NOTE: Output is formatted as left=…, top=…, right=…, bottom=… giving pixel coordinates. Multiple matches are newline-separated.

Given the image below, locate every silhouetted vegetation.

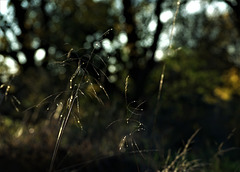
left=1, top=0, right=240, bottom=171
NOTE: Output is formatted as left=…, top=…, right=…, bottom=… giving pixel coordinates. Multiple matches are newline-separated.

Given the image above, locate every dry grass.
left=161, top=129, right=204, bottom=172
left=49, top=38, right=111, bottom=171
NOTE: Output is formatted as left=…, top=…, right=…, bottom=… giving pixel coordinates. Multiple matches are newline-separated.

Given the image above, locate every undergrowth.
left=44, top=43, right=202, bottom=171
left=1, top=0, right=239, bottom=172
left=44, top=1, right=203, bottom=171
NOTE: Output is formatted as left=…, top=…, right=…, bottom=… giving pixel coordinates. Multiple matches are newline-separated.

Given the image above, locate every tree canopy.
left=1, top=0, right=240, bottom=171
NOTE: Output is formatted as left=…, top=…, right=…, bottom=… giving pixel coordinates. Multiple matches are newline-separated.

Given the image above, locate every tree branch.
left=223, top=0, right=240, bottom=31
left=122, top=0, right=139, bottom=46
left=148, top=0, right=164, bottom=65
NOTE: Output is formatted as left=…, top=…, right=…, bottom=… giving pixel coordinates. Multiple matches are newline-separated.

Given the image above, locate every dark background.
left=0, top=0, right=240, bottom=171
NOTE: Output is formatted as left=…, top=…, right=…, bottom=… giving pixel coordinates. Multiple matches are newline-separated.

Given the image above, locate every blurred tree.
left=0, top=0, right=115, bottom=121
left=0, top=0, right=113, bottom=69
left=1, top=0, right=240, bottom=170
left=151, top=3, right=240, bottom=148
left=1, top=0, right=239, bottom=104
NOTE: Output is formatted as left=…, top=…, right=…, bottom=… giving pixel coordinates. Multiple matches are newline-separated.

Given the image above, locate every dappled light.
left=1, top=0, right=240, bottom=171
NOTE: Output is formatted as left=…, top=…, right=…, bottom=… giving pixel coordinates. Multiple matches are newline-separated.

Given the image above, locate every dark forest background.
left=1, top=0, right=240, bottom=171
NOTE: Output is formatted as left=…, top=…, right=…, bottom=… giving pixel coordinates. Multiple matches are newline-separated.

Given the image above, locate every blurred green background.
left=0, top=0, right=240, bottom=171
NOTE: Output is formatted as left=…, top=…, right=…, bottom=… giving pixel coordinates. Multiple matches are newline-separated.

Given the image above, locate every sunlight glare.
left=206, top=2, right=228, bottom=16
left=17, top=51, right=27, bottom=64
left=5, top=57, right=19, bottom=74
left=0, top=0, right=9, bottom=15
left=118, top=32, right=128, bottom=44
left=148, top=20, right=157, bottom=32
left=154, top=49, right=164, bottom=61
left=34, top=48, right=46, bottom=61
left=160, top=10, right=173, bottom=23
left=102, top=39, right=113, bottom=52
left=186, top=1, right=201, bottom=14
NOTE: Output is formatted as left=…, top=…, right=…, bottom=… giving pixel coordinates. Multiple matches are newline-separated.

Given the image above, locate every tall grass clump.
left=47, top=29, right=114, bottom=172
left=161, top=129, right=204, bottom=172
left=47, top=1, right=185, bottom=171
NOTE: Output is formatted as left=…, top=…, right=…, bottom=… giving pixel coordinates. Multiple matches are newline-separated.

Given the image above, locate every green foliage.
left=1, top=0, right=240, bottom=171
